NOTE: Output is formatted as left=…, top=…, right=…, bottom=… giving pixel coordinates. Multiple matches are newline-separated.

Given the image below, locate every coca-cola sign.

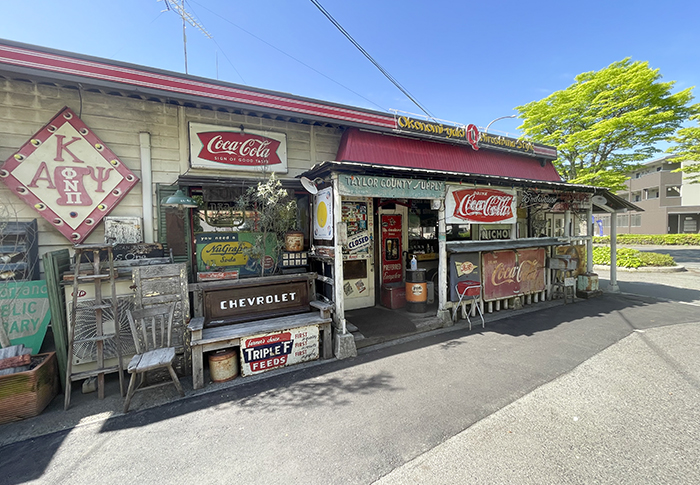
left=445, top=186, right=516, bottom=224
left=189, top=122, right=287, bottom=173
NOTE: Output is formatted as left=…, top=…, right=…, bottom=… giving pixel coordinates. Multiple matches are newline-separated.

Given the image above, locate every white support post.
left=139, top=132, right=153, bottom=243
left=609, top=211, right=620, bottom=292
left=438, top=202, right=450, bottom=324
left=586, top=207, right=593, bottom=273
left=332, top=173, right=346, bottom=333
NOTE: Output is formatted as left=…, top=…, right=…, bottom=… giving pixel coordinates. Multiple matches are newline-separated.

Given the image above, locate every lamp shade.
left=162, top=189, right=198, bottom=208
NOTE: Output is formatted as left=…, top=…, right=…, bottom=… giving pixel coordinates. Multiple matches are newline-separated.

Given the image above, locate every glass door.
left=341, top=197, right=375, bottom=310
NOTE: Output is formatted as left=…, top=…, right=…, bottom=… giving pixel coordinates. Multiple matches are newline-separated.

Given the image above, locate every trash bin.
left=406, top=269, right=427, bottom=313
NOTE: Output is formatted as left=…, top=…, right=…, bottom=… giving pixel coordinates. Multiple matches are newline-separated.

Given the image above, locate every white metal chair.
left=123, top=303, right=184, bottom=412
left=453, top=280, right=485, bottom=330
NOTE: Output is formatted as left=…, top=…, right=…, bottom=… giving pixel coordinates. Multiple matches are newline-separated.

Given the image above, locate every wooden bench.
left=187, top=274, right=334, bottom=389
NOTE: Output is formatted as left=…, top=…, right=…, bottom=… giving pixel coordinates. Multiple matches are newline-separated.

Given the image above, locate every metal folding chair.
left=453, top=280, right=485, bottom=330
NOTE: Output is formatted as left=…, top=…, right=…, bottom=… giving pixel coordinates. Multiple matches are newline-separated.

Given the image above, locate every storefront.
left=0, top=39, right=640, bottom=379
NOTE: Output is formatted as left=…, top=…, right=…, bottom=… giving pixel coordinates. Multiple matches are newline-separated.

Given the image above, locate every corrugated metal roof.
left=336, top=128, right=563, bottom=183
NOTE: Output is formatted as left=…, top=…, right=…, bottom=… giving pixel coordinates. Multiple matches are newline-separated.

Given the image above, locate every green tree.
left=517, top=58, right=695, bottom=190
left=667, top=113, right=700, bottom=183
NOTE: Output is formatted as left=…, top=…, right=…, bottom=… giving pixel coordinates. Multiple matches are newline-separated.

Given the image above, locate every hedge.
left=592, top=246, right=676, bottom=268
left=592, top=234, right=700, bottom=246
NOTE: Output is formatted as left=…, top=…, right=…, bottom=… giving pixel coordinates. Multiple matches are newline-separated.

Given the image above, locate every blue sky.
left=2, top=0, right=698, bottom=138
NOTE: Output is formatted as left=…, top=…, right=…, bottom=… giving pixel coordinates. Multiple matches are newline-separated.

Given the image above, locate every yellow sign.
left=200, top=241, right=252, bottom=267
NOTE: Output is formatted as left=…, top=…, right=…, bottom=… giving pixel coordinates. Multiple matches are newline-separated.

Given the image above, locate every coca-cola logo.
left=451, top=188, right=514, bottom=223
left=197, top=132, right=282, bottom=166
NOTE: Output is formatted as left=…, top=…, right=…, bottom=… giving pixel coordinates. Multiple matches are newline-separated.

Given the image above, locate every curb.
left=593, top=264, right=686, bottom=273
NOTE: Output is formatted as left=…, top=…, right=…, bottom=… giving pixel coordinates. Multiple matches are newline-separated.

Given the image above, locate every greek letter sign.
left=0, top=107, right=139, bottom=243
left=240, top=325, right=319, bottom=376
left=445, top=185, right=516, bottom=224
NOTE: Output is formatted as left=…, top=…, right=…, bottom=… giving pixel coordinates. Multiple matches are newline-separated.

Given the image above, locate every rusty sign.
left=482, top=248, right=545, bottom=301
left=240, top=325, right=320, bottom=376
left=0, top=107, right=139, bottom=243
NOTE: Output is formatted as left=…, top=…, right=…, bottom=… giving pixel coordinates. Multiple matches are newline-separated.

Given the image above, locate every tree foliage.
left=516, top=58, right=695, bottom=190
left=667, top=113, right=700, bottom=183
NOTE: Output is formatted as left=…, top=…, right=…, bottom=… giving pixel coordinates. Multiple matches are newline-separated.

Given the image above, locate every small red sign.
left=449, top=188, right=515, bottom=223
left=196, top=132, right=282, bottom=166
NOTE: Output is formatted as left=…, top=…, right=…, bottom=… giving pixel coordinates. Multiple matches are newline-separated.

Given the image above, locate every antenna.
left=161, top=0, right=212, bottom=74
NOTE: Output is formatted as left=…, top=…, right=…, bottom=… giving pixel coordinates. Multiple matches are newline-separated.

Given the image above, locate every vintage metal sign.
left=0, top=107, right=139, bottom=243
left=240, top=325, right=319, bottom=376
left=204, top=279, right=310, bottom=325
left=313, top=187, right=333, bottom=241
left=338, top=174, right=445, bottom=199
left=482, top=248, right=545, bottom=301
left=479, top=225, right=511, bottom=240
left=381, top=214, right=403, bottom=284
left=189, top=122, right=288, bottom=173
left=445, top=186, right=516, bottom=224
left=1, top=280, right=51, bottom=354
left=195, top=232, right=276, bottom=277
left=392, top=114, right=556, bottom=158
left=448, top=252, right=481, bottom=301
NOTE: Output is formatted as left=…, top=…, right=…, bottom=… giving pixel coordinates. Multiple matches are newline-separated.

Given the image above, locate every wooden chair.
left=123, top=304, right=184, bottom=412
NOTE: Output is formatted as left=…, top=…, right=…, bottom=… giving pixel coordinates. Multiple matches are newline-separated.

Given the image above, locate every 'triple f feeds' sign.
left=240, top=325, right=320, bottom=376
left=0, top=107, right=139, bottom=244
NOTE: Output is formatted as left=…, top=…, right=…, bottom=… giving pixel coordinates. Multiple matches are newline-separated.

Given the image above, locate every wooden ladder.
left=64, top=244, right=125, bottom=410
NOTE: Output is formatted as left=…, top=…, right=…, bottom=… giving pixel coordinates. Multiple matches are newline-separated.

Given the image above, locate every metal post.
left=608, top=212, right=620, bottom=292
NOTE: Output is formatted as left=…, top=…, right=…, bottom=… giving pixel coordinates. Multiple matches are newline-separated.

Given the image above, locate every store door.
left=342, top=197, right=375, bottom=310
left=378, top=208, right=407, bottom=286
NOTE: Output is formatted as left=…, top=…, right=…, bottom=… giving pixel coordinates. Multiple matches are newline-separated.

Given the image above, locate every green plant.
left=592, top=234, right=700, bottom=246
left=592, top=246, right=676, bottom=268
left=238, top=173, right=297, bottom=276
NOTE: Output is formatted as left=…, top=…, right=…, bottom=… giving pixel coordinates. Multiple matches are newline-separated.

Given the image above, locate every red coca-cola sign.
left=447, top=187, right=516, bottom=223
left=196, top=132, right=282, bottom=166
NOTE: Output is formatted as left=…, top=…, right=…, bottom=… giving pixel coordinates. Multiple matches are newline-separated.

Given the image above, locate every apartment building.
left=595, top=155, right=700, bottom=235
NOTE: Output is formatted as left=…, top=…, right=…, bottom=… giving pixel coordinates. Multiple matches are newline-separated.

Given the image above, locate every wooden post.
left=332, top=173, right=346, bottom=334
left=438, top=202, right=448, bottom=319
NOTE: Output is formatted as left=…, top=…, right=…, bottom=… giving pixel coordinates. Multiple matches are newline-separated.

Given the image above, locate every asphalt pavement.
left=1, top=261, right=699, bottom=484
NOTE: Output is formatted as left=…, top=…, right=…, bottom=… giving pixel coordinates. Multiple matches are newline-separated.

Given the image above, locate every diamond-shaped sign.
left=0, top=107, right=139, bottom=243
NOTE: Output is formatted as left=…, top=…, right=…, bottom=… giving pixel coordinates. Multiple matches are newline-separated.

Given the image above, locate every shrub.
left=592, top=234, right=700, bottom=246
left=592, top=246, right=676, bottom=268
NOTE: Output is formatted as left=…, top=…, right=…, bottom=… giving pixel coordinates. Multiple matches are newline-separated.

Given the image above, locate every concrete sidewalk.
left=376, top=320, right=700, bottom=484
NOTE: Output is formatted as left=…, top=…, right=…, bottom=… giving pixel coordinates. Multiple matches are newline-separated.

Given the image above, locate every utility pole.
left=161, top=0, right=212, bottom=74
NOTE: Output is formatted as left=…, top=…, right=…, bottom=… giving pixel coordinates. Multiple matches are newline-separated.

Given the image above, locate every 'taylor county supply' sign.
left=0, top=107, right=139, bottom=243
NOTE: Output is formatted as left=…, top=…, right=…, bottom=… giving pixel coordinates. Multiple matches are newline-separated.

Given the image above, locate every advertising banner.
left=240, top=325, right=319, bottom=376
left=445, top=186, right=517, bottom=224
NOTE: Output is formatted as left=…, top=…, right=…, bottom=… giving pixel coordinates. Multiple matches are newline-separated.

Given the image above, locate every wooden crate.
left=0, top=352, right=59, bottom=425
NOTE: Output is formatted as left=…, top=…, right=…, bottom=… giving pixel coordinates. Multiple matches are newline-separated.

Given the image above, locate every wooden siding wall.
left=0, top=76, right=343, bottom=274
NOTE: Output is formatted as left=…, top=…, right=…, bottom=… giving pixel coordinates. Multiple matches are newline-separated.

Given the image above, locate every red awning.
left=336, top=128, right=563, bottom=183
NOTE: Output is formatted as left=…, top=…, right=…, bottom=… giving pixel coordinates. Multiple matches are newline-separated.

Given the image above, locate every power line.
left=188, top=0, right=387, bottom=112
left=309, top=0, right=434, bottom=119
